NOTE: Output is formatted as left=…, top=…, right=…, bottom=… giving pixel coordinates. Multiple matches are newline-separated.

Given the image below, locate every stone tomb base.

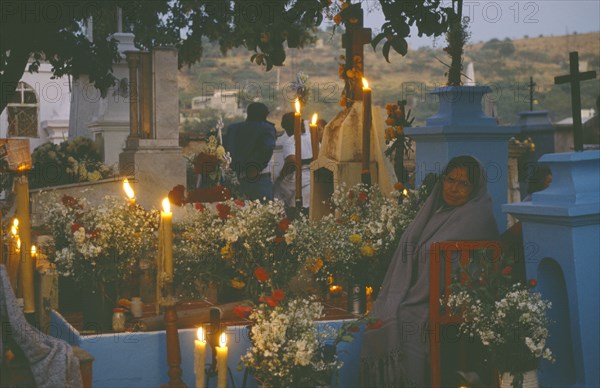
left=119, top=139, right=186, bottom=209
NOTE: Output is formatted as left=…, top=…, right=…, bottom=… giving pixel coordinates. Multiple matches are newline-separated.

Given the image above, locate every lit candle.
left=123, top=178, right=135, bottom=205
left=309, top=113, right=319, bottom=162
left=361, top=78, right=372, bottom=186
left=161, top=197, right=173, bottom=281
left=216, top=332, right=228, bottom=388
left=293, top=98, right=303, bottom=210
left=195, top=327, right=207, bottom=388
left=15, top=175, right=34, bottom=314
left=7, top=220, right=19, bottom=288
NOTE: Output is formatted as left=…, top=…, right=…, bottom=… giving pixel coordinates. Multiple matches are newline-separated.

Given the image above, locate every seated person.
left=360, top=155, right=499, bottom=387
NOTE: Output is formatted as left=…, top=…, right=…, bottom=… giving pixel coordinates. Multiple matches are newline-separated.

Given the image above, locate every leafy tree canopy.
left=1, top=0, right=460, bottom=112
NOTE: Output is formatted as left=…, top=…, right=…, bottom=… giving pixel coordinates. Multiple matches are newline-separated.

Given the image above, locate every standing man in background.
left=225, top=102, right=276, bottom=201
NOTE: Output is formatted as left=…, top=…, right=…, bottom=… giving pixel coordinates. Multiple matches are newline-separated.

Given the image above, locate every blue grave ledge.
left=50, top=310, right=364, bottom=387
left=406, top=85, right=519, bottom=231
left=503, top=150, right=600, bottom=388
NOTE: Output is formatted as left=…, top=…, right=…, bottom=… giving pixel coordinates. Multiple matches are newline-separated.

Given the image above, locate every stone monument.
left=503, top=150, right=599, bottom=387
left=119, top=47, right=186, bottom=210
left=404, top=86, right=519, bottom=231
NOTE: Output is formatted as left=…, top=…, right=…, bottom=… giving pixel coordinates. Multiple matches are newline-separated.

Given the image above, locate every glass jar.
left=130, top=297, right=143, bottom=318
left=112, top=308, right=126, bottom=332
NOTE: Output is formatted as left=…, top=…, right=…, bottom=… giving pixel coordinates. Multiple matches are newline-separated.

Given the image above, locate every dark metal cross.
left=554, top=51, right=597, bottom=151
left=528, top=76, right=536, bottom=111
left=341, top=3, right=371, bottom=105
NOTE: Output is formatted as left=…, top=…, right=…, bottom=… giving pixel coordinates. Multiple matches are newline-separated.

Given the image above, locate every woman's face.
left=442, top=167, right=474, bottom=207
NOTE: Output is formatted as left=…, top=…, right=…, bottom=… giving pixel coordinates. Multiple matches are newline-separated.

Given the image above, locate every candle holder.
left=200, top=307, right=234, bottom=388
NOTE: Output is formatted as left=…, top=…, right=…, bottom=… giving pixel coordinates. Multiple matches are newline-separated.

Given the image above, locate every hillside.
left=178, top=30, right=600, bottom=128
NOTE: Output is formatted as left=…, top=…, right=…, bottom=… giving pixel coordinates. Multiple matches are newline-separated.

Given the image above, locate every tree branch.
left=1, top=45, right=31, bottom=113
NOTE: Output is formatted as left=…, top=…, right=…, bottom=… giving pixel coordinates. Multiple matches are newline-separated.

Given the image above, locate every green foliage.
left=29, top=137, right=112, bottom=189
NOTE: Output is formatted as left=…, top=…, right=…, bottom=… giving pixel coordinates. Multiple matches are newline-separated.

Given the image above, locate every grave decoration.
left=42, top=193, right=159, bottom=328
left=447, top=254, right=555, bottom=388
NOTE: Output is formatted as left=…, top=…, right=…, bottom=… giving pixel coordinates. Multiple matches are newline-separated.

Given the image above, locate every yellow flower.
left=350, top=213, right=361, bottom=222
left=306, top=257, right=324, bottom=274
left=216, top=145, right=225, bottom=158
left=231, top=279, right=246, bottom=289
left=220, top=244, right=234, bottom=260
left=349, top=234, right=362, bottom=244
left=360, top=244, right=375, bottom=257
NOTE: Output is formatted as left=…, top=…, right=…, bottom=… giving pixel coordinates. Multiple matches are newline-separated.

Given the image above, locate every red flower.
left=234, top=199, right=245, bottom=207
left=194, top=202, right=205, bottom=212
left=233, top=305, right=253, bottom=319
left=367, top=319, right=384, bottom=330
left=272, top=289, right=285, bottom=301
left=254, top=267, right=270, bottom=282
left=277, top=218, right=290, bottom=232
left=502, top=266, right=513, bottom=276
left=70, top=223, right=83, bottom=234
left=216, top=203, right=231, bottom=220
left=529, top=279, right=538, bottom=288
left=259, top=295, right=278, bottom=308
left=358, top=191, right=368, bottom=203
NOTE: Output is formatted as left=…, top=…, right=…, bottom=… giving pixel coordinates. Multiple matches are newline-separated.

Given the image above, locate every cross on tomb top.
left=341, top=3, right=371, bottom=105
left=554, top=51, right=597, bottom=151
left=528, top=76, right=536, bottom=111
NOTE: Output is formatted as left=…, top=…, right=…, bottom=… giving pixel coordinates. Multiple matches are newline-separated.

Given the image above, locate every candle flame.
left=403, top=189, right=409, bottom=197
left=219, top=332, right=227, bottom=347
left=362, top=77, right=369, bottom=89
left=11, top=226, right=18, bottom=236
left=31, top=245, right=37, bottom=257
left=311, top=113, right=318, bottom=126
left=162, top=197, right=171, bottom=213
left=197, top=327, right=205, bottom=342
left=294, top=98, right=301, bottom=114
left=123, top=178, right=135, bottom=201
left=16, top=237, right=21, bottom=251
left=13, top=218, right=19, bottom=228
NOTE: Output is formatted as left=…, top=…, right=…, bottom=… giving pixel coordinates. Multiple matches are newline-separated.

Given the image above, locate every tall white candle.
left=195, top=327, right=207, bottom=388
left=216, top=332, right=228, bottom=388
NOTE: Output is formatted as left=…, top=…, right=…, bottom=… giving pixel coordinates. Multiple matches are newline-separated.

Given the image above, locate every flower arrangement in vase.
left=173, top=199, right=299, bottom=302
left=447, top=254, right=554, bottom=388
left=291, top=183, right=420, bottom=295
left=236, top=274, right=380, bottom=388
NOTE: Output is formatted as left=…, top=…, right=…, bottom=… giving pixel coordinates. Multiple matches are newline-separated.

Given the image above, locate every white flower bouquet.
left=447, top=257, right=554, bottom=387
left=240, top=296, right=345, bottom=387
left=43, top=195, right=159, bottom=287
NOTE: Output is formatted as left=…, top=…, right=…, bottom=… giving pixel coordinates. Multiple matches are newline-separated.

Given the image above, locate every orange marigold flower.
left=231, top=278, right=246, bottom=289
left=333, top=13, right=342, bottom=25
left=394, top=182, right=405, bottom=191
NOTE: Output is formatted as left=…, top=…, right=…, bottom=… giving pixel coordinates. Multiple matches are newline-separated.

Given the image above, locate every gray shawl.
left=0, top=265, right=82, bottom=388
left=360, top=159, right=499, bottom=387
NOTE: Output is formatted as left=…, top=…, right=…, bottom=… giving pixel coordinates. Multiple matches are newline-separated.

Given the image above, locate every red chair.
left=429, top=240, right=502, bottom=388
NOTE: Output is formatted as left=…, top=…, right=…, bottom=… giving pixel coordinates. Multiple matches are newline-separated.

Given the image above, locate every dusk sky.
left=325, top=0, right=600, bottom=48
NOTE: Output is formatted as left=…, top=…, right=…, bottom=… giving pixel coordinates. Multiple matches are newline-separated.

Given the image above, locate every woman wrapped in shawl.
left=360, top=155, right=499, bottom=387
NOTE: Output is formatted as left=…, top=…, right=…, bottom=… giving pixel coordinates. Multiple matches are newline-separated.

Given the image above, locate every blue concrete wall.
left=406, top=86, right=518, bottom=231
left=504, top=150, right=600, bottom=388
left=50, top=313, right=364, bottom=387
